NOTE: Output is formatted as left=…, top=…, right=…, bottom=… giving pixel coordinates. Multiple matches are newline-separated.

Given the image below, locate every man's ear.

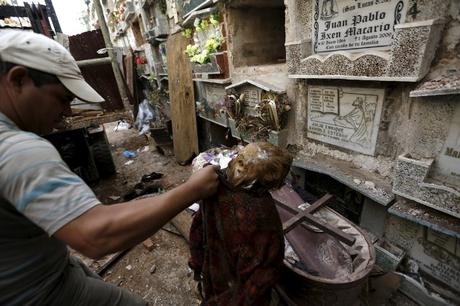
left=6, top=66, right=30, bottom=92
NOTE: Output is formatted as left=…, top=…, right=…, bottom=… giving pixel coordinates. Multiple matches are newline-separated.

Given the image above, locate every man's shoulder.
left=0, top=129, right=62, bottom=173
left=0, top=128, right=58, bottom=156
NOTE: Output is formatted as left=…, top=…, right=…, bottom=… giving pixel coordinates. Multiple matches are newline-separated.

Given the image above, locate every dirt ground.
left=74, top=121, right=200, bottom=306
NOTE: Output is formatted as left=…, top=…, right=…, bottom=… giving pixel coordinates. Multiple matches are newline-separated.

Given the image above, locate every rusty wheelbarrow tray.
left=271, top=185, right=376, bottom=306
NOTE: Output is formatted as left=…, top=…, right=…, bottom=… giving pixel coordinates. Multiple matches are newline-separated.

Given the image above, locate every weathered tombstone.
left=307, top=86, right=384, bottom=155
left=195, top=82, right=229, bottom=127
left=287, top=0, right=445, bottom=81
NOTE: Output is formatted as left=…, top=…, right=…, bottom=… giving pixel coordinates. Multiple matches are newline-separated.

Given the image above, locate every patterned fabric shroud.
left=189, top=180, right=284, bottom=306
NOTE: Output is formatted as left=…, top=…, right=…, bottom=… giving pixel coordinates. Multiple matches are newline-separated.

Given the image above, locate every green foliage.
left=182, top=28, right=193, bottom=38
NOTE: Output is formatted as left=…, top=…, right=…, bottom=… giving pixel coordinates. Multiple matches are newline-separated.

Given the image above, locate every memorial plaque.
left=313, top=0, right=408, bottom=53
left=426, top=229, right=456, bottom=255
left=307, top=86, right=384, bottom=155
left=198, top=83, right=228, bottom=127
left=435, top=104, right=460, bottom=186
left=241, top=85, right=262, bottom=117
left=409, top=231, right=460, bottom=291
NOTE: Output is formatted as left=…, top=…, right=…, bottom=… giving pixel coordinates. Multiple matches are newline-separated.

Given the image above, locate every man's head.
left=0, top=30, right=104, bottom=134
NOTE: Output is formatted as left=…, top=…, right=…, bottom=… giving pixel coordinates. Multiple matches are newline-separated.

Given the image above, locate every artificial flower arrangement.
left=108, top=1, right=126, bottom=31
left=183, top=14, right=225, bottom=64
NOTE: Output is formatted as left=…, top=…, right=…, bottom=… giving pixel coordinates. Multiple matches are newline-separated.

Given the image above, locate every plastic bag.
left=136, top=99, right=156, bottom=135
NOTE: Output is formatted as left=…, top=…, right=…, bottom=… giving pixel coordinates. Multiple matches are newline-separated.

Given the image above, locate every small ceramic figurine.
left=189, top=142, right=292, bottom=306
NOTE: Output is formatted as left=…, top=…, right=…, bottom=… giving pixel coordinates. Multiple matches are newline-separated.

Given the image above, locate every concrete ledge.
left=293, top=154, right=394, bottom=206
left=388, top=199, right=460, bottom=239
left=392, top=154, right=460, bottom=218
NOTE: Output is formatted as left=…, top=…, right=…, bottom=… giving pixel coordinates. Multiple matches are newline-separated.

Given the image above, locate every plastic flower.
left=210, top=14, right=220, bottom=26
left=205, top=36, right=221, bottom=53
left=200, top=19, right=209, bottom=30
left=185, top=44, right=199, bottom=57
left=182, top=28, right=193, bottom=38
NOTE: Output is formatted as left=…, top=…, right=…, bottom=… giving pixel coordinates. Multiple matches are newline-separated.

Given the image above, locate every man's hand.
left=185, top=165, right=219, bottom=201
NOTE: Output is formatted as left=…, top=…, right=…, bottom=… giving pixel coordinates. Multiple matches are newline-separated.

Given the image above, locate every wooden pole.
left=44, top=0, right=62, bottom=33
left=93, top=0, right=132, bottom=113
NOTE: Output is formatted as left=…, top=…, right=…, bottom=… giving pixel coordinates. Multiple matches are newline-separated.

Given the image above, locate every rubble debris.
left=364, top=181, right=376, bottom=189
left=138, top=146, right=150, bottom=153
left=113, top=120, right=132, bottom=131
left=142, top=238, right=155, bottom=252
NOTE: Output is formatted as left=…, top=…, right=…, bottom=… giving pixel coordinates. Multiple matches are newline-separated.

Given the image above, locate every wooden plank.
left=65, top=111, right=130, bottom=130
left=166, top=33, right=199, bottom=163
left=124, top=50, right=135, bottom=98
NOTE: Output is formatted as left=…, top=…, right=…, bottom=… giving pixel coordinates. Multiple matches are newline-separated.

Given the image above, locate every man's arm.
left=54, top=165, right=219, bottom=259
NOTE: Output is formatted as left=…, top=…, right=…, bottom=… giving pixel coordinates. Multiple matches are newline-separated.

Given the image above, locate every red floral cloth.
left=189, top=183, right=284, bottom=306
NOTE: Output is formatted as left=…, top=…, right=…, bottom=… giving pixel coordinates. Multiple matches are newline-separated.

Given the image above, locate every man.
left=0, top=30, right=218, bottom=306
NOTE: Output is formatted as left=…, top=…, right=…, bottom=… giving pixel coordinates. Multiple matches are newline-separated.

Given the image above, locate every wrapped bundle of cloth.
left=189, top=142, right=292, bottom=306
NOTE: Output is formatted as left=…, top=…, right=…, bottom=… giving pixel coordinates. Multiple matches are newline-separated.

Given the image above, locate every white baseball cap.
left=0, top=29, right=104, bottom=103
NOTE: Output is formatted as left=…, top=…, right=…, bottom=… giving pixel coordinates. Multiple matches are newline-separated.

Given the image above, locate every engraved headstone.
left=313, top=0, right=408, bottom=53
left=240, top=85, right=262, bottom=117
left=307, top=86, right=384, bottom=155
left=200, top=83, right=228, bottom=126
left=426, top=229, right=456, bottom=255
left=387, top=217, right=460, bottom=292
left=435, top=104, right=460, bottom=186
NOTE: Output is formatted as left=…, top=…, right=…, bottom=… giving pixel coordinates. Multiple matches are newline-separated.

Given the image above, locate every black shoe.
left=141, top=172, right=163, bottom=182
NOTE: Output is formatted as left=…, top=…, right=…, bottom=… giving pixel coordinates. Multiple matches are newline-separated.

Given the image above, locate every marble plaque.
left=387, top=217, right=460, bottom=292
left=426, top=229, right=456, bottom=255
left=307, top=86, right=384, bottom=155
left=313, top=0, right=408, bottom=53
left=241, top=85, right=262, bottom=117
left=435, top=104, right=460, bottom=186
left=410, top=231, right=460, bottom=292
left=201, top=83, right=227, bottom=126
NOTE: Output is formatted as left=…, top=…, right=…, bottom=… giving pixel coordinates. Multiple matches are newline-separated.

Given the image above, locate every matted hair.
left=227, top=142, right=293, bottom=190
left=0, top=55, right=60, bottom=87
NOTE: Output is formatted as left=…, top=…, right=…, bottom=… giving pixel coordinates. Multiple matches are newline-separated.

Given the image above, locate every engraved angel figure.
left=321, top=0, right=339, bottom=20
left=334, top=97, right=376, bottom=145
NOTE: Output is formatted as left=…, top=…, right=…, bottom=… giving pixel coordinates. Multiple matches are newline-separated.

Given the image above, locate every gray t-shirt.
left=0, top=112, right=100, bottom=305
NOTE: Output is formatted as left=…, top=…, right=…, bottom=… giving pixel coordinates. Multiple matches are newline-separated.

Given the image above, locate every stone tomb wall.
left=385, top=215, right=460, bottom=303
left=226, top=0, right=286, bottom=69
left=285, top=0, right=450, bottom=81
